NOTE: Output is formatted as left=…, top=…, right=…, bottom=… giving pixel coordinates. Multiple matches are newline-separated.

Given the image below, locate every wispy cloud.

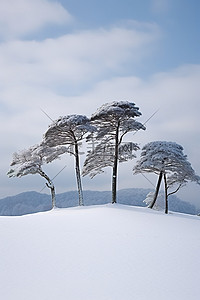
left=0, top=0, right=72, bottom=39
left=0, top=21, right=160, bottom=102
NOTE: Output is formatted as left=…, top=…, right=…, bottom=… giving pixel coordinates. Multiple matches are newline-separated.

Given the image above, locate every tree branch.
left=168, top=183, right=183, bottom=196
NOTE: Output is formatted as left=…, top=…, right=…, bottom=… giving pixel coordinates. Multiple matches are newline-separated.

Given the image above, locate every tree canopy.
left=43, top=114, right=95, bottom=206
left=7, top=144, right=68, bottom=208
left=133, top=141, right=200, bottom=213
left=83, top=101, right=145, bottom=204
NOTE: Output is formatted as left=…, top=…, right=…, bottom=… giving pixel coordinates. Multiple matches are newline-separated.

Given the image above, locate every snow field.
left=0, top=204, right=200, bottom=300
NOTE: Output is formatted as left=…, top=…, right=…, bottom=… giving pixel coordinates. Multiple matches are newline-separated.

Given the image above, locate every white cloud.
left=82, top=64, right=200, bottom=142
left=0, top=0, right=72, bottom=39
left=0, top=21, right=160, bottom=106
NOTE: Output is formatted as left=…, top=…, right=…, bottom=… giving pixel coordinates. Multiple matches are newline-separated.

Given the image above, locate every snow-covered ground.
left=0, top=204, right=200, bottom=300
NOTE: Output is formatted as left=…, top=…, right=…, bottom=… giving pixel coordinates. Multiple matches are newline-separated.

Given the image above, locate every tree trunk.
left=163, top=172, right=168, bottom=214
left=38, top=168, right=56, bottom=209
left=74, top=140, right=84, bottom=206
left=149, top=170, right=163, bottom=209
left=47, top=184, right=56, bottom=209
left=112, top=123, right=119, bottom=204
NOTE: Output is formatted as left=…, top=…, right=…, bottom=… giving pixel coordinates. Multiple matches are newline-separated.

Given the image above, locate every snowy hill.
left=0, top=204, right=200, bottom=300
left=0, top=188, right=197, bottom=216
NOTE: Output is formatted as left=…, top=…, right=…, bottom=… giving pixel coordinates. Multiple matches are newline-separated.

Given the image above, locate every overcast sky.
left=1, top=0, right=200, bottom=208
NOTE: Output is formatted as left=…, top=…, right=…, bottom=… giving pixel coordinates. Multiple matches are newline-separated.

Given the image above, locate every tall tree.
left=7, top=143, right=68, bottom=209
left=43, top=115, right=95, bottom=206
left=133, top=141, right=200, bottom=213
left=83, top=101, right=145, bottom=204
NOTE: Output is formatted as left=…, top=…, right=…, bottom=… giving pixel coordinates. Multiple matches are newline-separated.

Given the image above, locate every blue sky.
left=0, top=0, right=200, bottom=208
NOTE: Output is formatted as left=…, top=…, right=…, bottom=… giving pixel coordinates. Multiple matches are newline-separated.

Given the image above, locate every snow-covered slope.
left=0, top=204, right=200, bottom=300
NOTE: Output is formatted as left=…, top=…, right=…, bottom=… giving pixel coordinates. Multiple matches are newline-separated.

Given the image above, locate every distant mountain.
left=0, top=188, right=197, bottom=216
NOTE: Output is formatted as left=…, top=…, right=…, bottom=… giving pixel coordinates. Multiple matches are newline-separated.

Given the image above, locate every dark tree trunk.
left=47, top=184, right=56, bottom=209
left=38, top=168, right=56, bottom=209
left=163, top=172, right=168, bottom=214
left=112, top=123, right=119, bottom=204
left=74, top=140, right=84, bottom=206
left=149, top=170, right=163, bottom=209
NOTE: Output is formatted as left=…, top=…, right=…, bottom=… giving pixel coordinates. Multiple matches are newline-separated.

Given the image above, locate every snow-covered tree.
left=83, top=101, right=145, bottom=204
left=7, top=143, right=68, bottom=209
left=43, top=115, right=95, bottom=206
left=133, top=141, right=200, bottom=213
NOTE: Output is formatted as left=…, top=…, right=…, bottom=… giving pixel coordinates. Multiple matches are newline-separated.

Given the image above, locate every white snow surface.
left=0, top=204, right=200, bottom=300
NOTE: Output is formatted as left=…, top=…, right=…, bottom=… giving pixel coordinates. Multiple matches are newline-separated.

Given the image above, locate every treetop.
left=91, top=101, right=142, bottom=121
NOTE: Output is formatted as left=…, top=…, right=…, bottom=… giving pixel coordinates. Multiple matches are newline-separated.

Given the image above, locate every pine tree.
left=43, top=115, right=95, bottom=206
left=7, top=143, right=68, bottom=208
left=133, top=141, right=200, bottom=213
left=83, top=101, right=145, bottom=204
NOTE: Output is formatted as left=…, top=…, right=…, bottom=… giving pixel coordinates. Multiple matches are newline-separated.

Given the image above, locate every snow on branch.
left=7, top=143, right=69, bottom=178
left=83, top=101, right=145, bottom=191
left=44, top=114, right=96, bottom=147
left=91, top=101, right=142, bottom=120
left=133, top=140, right=200, bottom=213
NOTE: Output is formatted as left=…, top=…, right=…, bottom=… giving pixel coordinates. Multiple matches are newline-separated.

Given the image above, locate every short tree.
left=43, top=115, right=95, bottom=206
left=163, top=159, right=200, bottom=214
left=7, top=143, right=68, bottom=209
left=133, top=141, right=200, bottom=213
left=83, top=101, right=145, bottom=204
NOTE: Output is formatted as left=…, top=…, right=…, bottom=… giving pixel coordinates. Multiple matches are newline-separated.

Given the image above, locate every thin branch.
left=168, top=183, right=182, bottom=196
left=118, top=130, right=128, bottom=145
